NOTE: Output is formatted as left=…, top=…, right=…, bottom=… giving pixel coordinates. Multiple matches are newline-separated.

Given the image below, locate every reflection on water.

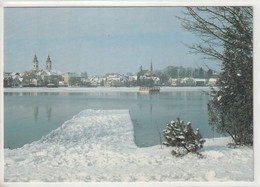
left=33, top=106, right=39, bottom=122
left=4, top=90, right=219, bottom=149
left=47, top=106, right=52, bottom=122
left=33, top=105, right=52, bottom=122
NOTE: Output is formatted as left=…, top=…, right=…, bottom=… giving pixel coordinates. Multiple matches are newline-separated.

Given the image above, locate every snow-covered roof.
left=4, top=72, right=12, bottom=77
left=45, top=70, right=57, bottom=76
left=107, top=77, right=121, bottom=81
left=89, top=77, right=105, bottom=82
left=182, top=77, right=195, bottom=81
left=209, top=78, right=218, bottom=82
left=152, top=77, right=160, bottom=81
left=194, top=79, right=206, bottom=82
left=36, top=72, right=42, bottom=76
left=65, top=72, right=80, bottom=77
left=12, top=75, right=22, bottom=80
left=128, top=76, right=137, bottom=80
left=50, top=70, right=62, bottom=75
left=105, top=73, right=120, bottom=78
left=11, top=72, right=18, bottom=76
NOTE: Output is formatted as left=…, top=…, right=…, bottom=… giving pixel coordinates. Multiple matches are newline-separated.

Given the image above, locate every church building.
left=46, top=54, right=52, bottom=71
left=32, top=54, right=39, bottom=71
left=32, top=54, right=52, bottom=72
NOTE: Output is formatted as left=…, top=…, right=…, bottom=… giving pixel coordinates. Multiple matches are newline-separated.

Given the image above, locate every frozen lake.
left=4, top=87, right=220, bottom=149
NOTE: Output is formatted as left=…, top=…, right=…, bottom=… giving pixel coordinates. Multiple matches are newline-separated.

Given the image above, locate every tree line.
left=154, top=66, right=214, bottom=79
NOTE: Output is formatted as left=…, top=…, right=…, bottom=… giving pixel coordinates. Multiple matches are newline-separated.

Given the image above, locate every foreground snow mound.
left=5, top=110, right=253, bottom=182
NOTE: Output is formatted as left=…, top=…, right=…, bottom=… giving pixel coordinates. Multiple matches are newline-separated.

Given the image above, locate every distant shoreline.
left=4, top=86, right=212, bottom=93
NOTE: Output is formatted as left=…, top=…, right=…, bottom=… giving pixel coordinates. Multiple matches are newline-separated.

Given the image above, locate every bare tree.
left=179, top=7, right=252, bottom=61
left=179, top=7, right=253, bottom=145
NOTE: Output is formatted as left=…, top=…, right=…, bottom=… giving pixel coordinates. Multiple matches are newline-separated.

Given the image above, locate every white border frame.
left=0, top=0, right=259, bottom=186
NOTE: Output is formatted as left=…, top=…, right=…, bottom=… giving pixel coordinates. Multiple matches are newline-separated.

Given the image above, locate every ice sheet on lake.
left=4, top=109, right=253, bottom=182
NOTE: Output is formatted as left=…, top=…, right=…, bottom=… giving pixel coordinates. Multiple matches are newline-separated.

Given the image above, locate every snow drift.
left=4, top=109, right=253, bottom=182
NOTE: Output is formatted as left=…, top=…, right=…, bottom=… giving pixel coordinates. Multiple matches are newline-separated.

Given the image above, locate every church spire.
left=150, top=60, right=153, bottom=72
left=47, top=54, right=51, bottom=61
left=32, top=53, right=39, bottom=71
left=46, top=54, right=52, bottom=71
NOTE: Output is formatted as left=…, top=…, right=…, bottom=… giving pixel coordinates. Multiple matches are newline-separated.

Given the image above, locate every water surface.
left=4, top=88, right=219, bottom=149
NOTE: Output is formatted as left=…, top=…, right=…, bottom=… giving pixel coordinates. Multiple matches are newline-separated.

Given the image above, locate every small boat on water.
left=139, top=86, right=160, bottom=94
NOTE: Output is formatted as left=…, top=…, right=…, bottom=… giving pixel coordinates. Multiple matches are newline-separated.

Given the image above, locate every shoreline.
left=4, top=86, right=212, bottom=93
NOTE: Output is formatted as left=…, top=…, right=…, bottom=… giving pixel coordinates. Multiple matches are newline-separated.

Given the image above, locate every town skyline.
left=4, top=7, right=220, bottom=77
left=7, top=52, right=217, bottom=77
left=4, top=51, right=219, bottom=88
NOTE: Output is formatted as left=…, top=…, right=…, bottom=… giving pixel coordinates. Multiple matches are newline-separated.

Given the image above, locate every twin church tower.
left=32, top=54, right=52, bottom=71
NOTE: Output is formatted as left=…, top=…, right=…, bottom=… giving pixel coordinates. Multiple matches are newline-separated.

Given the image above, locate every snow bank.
left=4, top=87, right=210, bottom=93
left=4, top=109, right=253, bottom=182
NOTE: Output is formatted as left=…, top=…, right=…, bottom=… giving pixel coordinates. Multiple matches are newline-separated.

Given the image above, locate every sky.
left=4, top=7, right=220, bottom=76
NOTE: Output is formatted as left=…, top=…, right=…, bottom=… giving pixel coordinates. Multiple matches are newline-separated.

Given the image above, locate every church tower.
left=150, top=60, right=153, bottom=73
left=46, top=54, right=52, bottom=71
left=32, top=54, right=39, bottom=71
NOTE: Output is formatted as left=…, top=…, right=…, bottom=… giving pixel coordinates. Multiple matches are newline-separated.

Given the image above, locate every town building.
left=46, top=54, right=52, bottom=71
left=21, top=54, right=59, bottom=87
left=105, top=73, right=120, bottom=78
left=194, top=79, right=207, bottom=86
left=180, top=77, right=196, bottom=86
left=38, top=70, right=60, bottom=86
left=208, top=78, right=218, bottom=86
left=128, top=76, right=137, bottom=82
left=140, top=61, right=153, bottom=77
left=169, top=78, right=178, bottom=87
left=104, top=73, right=124, bottom=87
left=32, top=54, right=39, bottom=71
left=63, top=72, right=81, bottom=86
left=4, top=72, right=23, bottom=87
left=88, top=77, right=106, bottom=87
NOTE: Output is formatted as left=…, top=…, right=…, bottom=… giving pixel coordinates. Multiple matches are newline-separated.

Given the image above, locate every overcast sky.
left=4, top=7, right=219, bottom=76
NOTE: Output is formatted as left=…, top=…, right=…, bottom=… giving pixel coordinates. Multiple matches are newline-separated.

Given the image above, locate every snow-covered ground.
left=4, top=109, right=253, bottom=182
left=4, top=86, right=210, bottom=93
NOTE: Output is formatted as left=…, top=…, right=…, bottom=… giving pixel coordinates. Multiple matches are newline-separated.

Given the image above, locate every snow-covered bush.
left=163, top=118, right=205, bottom=157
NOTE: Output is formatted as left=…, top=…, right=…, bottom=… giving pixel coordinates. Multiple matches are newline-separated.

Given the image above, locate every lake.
left=4, top=87, right=220, bottom=149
